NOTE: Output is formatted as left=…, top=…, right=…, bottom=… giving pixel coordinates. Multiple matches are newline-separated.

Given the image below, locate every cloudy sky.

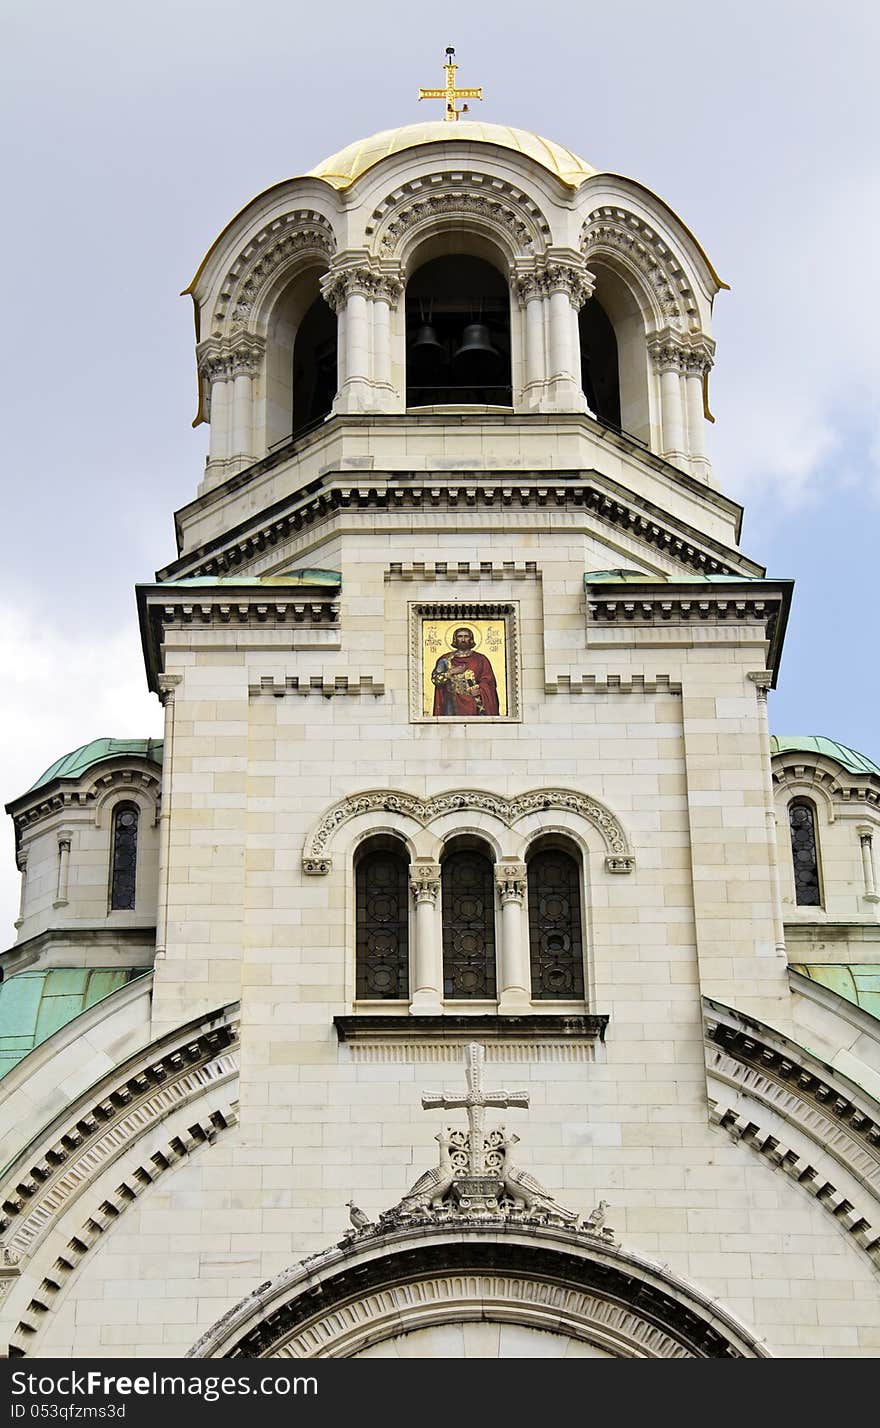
left=1, top=0, right=877, bottom=939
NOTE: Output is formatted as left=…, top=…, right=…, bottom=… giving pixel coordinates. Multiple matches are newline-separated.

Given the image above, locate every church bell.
left=410, top=323, right=446, bottom=357
left=453, top=322, right=498, bottom=362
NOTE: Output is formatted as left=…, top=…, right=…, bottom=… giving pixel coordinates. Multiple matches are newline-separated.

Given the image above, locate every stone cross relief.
left=342, top=1042, right=615, bottom=1239
left=420, top=1042, right=530, bottom=1176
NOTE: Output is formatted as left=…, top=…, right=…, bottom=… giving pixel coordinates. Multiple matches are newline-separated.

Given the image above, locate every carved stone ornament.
left=494, top=861, right=527, bottom=904
left=410, top=861, right=441, bottom=905
left=320, top=260, right=404, bottom=313
left=647, top=330, right=715, bottom=378
left=581, top=207, right=700, bottom=333
left=511, top=260, right=595, bottom=309
left=302, top=787, right=634, bottom=875
left=212, top=210, right=337, bottom=337
left=197, top=333, right=266, bottom=387
left=361, top=1044, right=616, bottom=1238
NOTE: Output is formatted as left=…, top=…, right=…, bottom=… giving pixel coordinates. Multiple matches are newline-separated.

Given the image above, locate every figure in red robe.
left=431, top=628, right=500, bottom=716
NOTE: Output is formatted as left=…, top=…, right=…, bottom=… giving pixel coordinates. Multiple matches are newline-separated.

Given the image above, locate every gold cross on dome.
left=418, top=46, right=483, bottom=122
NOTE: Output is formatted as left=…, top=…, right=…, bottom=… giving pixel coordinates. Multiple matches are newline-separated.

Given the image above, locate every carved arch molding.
left=188, top=1226, right=767, bottom=1359
left=301, top=788, right=635, bottom=875
left=210, top=210, right=338, bottom=339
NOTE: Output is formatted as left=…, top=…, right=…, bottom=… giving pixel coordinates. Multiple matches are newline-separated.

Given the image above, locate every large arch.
left=187, top=1220, right=768, bottom=1359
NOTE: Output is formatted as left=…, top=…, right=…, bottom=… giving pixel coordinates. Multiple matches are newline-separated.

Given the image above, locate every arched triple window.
left=109, top=802, right=139, bottom=911
left=441, top=843, right=497, bottom=998
left=355, top=839, right=410, bottom=999
left=527, top=842, right=585, bottom=1000
left=789, top=799, right=822, bottom=907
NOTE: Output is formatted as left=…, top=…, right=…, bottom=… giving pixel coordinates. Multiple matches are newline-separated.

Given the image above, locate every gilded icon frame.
left=409, top=601, right=521, bottom=722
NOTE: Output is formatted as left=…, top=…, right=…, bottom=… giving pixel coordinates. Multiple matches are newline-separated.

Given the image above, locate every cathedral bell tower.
left=7, top=62, right=880, bottom=1363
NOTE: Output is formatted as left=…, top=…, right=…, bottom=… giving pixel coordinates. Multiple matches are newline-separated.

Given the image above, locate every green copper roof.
left=791, top=964, right=880, bottom=1022
left=0, top=968, right=149, bottom=1079
left=770, top=735, right=880, bottom=778
left=28, top=738, right=163, bottom=794
left=584, top=570, right=762, bottom=584
left=157, top=569, right=341, bottom=588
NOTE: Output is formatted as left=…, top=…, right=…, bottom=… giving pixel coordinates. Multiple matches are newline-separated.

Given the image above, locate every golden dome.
left=309, top=121, right=598, bottom=191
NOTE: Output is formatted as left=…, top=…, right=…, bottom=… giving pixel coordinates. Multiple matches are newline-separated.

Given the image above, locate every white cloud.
left=0, top=605, right=161, bottom=946
left=709, top=168, right=880, bottom=511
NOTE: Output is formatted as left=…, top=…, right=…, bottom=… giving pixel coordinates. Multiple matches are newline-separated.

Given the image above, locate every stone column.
left=650, top=336, right=688, bottom=465
left=684, top=344, right=714, bottom=482
left=749, top=672, right=787, bottom=959
left=199, top=349, right=232, bottom=465
left=14, top=850, right=28, bottom=930
left=54, top=831, right=72, bottom=908
left=543, top=260, right=592, bottom=413
left=859, top=828, right=879, bottom=902
left=155, top=674, right=182, bottom=960
left=229, top=341, right=264, bottom=462
left=409, top=861, right=443, bottom=1013
left=495, top=861, right=530, bottom=1013
left=371, top=272, right=404, bottom=410
left=322, top=264, right=378, bottom=413
left=512, top=267, right=547, bottom=410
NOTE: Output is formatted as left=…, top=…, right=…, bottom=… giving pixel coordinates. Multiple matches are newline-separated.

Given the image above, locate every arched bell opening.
left=581, top=262, right=653, bottom=449
left=264, top=266, right=337, bottom=450
left=292, top=292, right=338, bottom=439
left=406, top=255, right=512, bottom=409
left=579, top=298, right=621, bottom=430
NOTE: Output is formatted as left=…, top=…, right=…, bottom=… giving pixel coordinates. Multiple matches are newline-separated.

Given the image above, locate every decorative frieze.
left=302, top=786, right=634, bottom=874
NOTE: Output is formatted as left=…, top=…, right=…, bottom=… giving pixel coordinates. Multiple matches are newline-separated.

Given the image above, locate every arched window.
left=406, top=255, right=511, bottom=409
left=292, top=291, right=337, bottom=438
left=579, top=297, right=621, bottom=429
left=789, top=800, right=822, bottom=906
left=109, top=802, right=139, bottom=911
left=441, top=845, right=497, bottom=998
left=527, top=844, right=585, bottom=1000
left=355, top=840, right=410, bottom=999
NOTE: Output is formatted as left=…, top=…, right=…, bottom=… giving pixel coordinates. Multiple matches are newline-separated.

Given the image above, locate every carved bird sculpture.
left=345, top=1200, right=371, bottom=1231
left=585, top=1199, right=609, bottom=1232
left=399, top=1128, right=456, bottom=1210
left=498, top=1131, right=578, bottom=1221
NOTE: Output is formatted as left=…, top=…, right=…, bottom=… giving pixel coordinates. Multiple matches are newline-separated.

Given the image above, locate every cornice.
left=0, top=1003, right=240, bottom=1261
left=161, top=472, right=758, bottom=591
left=169, top=412, right=748, bottom=557
left=6, top=762, right=162, bottom=831
left=137, top=582, right=340, bottom=693
left=703, top=998, right=880, bottom=1270
left=0, top=925, right=157, bottom=978
left=586, top=577, right=792, bottom=687
left=772, top=754, right=880, bottom=807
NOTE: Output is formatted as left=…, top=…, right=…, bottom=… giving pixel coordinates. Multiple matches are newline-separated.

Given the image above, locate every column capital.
left=495, top=860, right=527, bottom=905
left=512, top=255, right=594, bottom=309
left=158, top=673, right=183, bottom=705
left=196, top=333, right=266, bottom=382
left=410, top=861, right=441, bottom=905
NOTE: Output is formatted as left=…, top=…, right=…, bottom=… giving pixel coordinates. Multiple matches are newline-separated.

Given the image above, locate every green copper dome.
left=0, top=968, right=149, bottom=1079
left=770, top=735, right=880, bottom=778
left=27, top=737, right=163, bottom=794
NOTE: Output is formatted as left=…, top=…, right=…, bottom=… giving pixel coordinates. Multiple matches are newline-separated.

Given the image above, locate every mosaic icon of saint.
left=431, top=627, right=500, bottom=717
